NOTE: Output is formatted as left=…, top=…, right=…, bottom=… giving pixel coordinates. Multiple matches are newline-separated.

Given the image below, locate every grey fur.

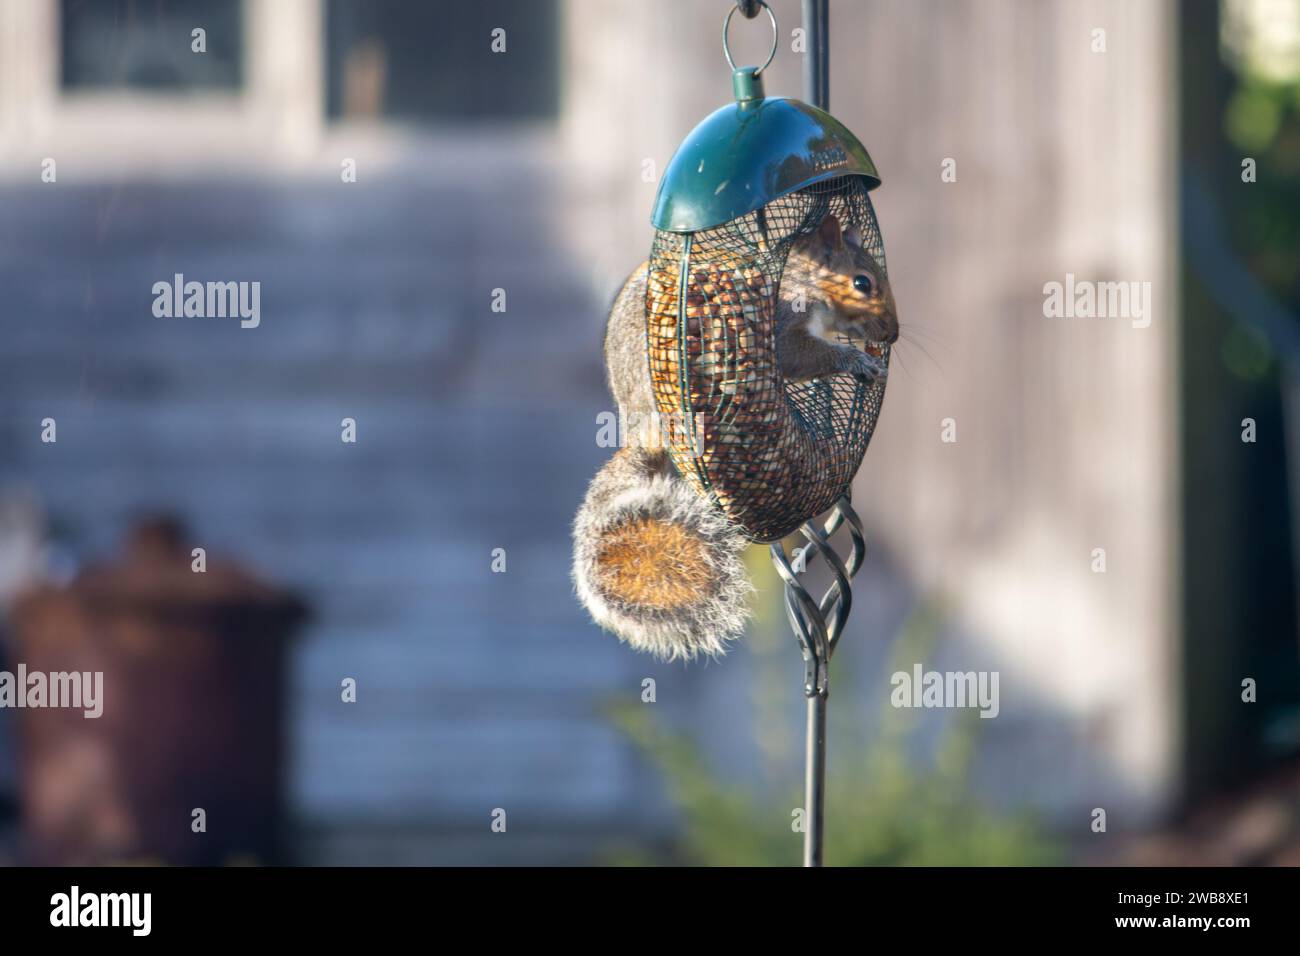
left=603, top=263, right=661, bottom=448
left=572, top=446, right=752, bottom=660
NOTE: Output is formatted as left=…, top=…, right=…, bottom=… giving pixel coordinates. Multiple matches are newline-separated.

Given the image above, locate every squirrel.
left=573, top=214, right=898, bottom=660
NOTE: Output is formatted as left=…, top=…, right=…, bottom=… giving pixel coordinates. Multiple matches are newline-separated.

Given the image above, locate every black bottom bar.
left=0, top=865, right=1284, bottom=941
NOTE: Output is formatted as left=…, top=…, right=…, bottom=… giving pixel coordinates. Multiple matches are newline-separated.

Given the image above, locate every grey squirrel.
left=573, top=214, right=898, bottom=660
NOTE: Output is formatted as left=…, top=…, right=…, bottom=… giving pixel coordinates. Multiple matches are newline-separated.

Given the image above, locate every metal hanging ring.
left=723, top=0, right=778, bottom=76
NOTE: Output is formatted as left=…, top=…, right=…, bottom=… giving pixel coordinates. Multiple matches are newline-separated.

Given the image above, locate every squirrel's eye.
left=853, top=274, right=874, bottom=294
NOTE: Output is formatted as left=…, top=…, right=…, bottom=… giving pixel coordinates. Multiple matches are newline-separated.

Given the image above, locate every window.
left=60, top=0, right=243, bottom=91
left=325, top=0, right=558, bottom=122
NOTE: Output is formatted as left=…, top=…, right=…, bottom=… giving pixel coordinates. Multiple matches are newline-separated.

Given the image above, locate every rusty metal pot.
left=7, top=518, right=305, bottom=865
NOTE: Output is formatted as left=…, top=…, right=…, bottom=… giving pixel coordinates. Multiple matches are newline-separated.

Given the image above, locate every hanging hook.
left=723, top=0, right=778, bottom=77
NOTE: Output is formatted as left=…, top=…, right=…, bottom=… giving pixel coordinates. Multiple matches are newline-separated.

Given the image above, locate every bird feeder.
left=644, top=1, right=889, bottom=543
left=643, top=0, right=891, bottom=868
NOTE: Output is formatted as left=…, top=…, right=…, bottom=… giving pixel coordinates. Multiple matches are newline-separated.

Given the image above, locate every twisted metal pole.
left=770, top=496, right=865, bottom=866
left=738, top=0, right=864, bottom=868
left=777, top=0, right=839, bottom=869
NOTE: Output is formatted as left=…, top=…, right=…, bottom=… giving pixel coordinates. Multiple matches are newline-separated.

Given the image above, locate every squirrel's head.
left=787, top=214, right=898, bottom=347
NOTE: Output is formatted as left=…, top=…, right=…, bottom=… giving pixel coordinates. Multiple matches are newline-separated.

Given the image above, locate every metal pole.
left=803, top=0, right=830, bottom=111
left=804, top=0, right=831, bottom=869
left=772, top=495, right=864, bottom=868
left=804, top=691, right=827, bottom=866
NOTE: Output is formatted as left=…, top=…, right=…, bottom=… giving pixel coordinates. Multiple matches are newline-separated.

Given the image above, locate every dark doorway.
left=1180, top=0, right=1300, bottom=800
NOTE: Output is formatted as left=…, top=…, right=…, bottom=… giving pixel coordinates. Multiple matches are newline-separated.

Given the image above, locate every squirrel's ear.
left=844, top=226, right=863, bottom=250
left=816, top=214, right=843, bottom=248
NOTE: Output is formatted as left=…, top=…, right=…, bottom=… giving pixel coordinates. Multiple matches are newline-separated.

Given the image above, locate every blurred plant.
left=604, top=596, right=1061, bottom=866
left=1219, top=0, right=1300, bottom=308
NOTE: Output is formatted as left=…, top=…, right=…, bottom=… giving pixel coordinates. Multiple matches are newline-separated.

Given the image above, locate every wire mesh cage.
left=645, top=175, right=889, bottom=542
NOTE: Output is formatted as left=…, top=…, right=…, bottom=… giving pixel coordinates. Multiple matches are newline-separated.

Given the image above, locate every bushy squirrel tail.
left=572, top=445, right=753, bottom=660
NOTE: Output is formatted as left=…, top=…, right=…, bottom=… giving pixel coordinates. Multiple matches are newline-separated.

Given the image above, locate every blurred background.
left=0, top=0, right=1296, bottom=866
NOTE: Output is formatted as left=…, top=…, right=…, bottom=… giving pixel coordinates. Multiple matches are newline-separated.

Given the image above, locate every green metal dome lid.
left=650, top=69, right=881, bottom=234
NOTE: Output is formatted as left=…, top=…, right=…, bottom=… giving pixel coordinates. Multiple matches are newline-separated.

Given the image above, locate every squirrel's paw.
left=842, top=347, right=887, bottom=383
